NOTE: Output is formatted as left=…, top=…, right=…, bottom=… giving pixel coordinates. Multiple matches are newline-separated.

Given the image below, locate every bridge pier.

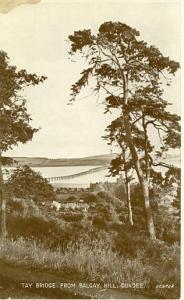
left=45, top=166, right=108, bottom=183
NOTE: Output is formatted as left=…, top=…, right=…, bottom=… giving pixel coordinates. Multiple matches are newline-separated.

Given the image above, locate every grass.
left=0, top=235, right=180, bottom=299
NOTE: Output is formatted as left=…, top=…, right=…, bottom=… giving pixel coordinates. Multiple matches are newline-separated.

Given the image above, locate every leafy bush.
left=92, top=216, right=107, bottom=229
left=6, top=166, right=55, bottom=203
left=110, top=183, right=127, bottom=201
left=97, top=191, right=108, bottom=198
left=7, top=214, right=60, bottom=240
left=7, top=199, right=23, bottom=214
left=62, top=214, right=83, bottom=222
left=66, top=195, right=77, bottom=202
left=148, top=185, right=180, bottom=243
left=81, top=192, right=97, bottom=203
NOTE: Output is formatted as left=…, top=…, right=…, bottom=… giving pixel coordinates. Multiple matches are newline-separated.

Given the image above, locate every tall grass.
left=0, top=235, right=180, bottom=299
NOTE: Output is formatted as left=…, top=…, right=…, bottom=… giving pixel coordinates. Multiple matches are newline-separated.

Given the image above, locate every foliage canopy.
left=0, top=50, right=46, bottom=154
left=7, top=166, right=55, bottom=202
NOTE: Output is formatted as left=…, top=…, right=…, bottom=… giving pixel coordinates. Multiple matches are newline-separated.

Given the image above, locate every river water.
left=3, top=165, right=117, bottom=188
left=3, top=154, right=180, bottom=188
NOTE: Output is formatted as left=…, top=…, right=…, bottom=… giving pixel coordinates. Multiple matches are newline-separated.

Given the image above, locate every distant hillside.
left=8, top=154, right=117, bottom=167
left=5, top=152, right=180, bottom=168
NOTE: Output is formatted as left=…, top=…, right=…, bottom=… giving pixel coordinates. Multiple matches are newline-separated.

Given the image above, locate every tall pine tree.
left=68, top=22, right=180, bottom=239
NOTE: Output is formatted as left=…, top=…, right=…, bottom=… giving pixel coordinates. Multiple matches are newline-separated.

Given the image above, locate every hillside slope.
left=7, top=154, right=117, bottom=167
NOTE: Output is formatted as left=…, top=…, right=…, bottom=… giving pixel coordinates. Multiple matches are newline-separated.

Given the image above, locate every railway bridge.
left=46, top=165, right=109, bottom=182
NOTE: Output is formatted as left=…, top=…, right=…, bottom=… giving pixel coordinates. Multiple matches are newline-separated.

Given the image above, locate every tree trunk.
left=123, top=114, right=156, bottom=240
left=0, top=151, right=7, bottom=238
left=110, top=63, right=156, bottom=239
left=124, top=170, right=133, bottom=226
left=126, top=182, right=133, bottom=226
left=141, top=178, right=156, bottom=239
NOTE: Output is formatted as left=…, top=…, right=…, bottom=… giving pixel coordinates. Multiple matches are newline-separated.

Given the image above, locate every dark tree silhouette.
left=0, top=50, right=46, bottom=237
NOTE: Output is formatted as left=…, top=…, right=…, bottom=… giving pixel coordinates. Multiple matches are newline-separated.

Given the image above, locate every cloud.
left=0, top=0, right=41, bottom=13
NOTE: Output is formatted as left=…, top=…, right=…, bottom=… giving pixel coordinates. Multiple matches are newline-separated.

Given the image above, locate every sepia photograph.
left=0, top=0, right=181, bottom=299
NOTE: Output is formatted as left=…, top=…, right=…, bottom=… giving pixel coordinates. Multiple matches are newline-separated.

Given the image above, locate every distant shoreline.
left=4, top=153, right=180, bottom=168
left=5, top=154, right=117, bottom=168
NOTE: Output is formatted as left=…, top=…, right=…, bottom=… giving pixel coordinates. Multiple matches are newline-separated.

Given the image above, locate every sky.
left=0, top=0, right=181, bottom=158
left=0, top=0, right=41, bottom=13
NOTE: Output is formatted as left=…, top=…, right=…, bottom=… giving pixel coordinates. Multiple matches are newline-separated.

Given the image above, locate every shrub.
left=81, top=192, right=97, bottom=203
left=111, top=183, right=127, bottom=201
left=66, top=195, right=77, bottom=202
left=92, top=216, right=107, bottom=229
left=7, top=199, right=23, bottom=214
left=150, top=186, right=180, bottom=243
left=7, top=214, right=60, bottom=240
left=62, top=214, right=83, bottom=222
left=97, top=191, right=108, bottom=198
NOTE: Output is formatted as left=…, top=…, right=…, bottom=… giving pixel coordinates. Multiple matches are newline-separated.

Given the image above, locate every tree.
left=104, top=116, right=155, bottom=227
left=0, top=50, right=46, bottom=237
left=111, top=154, right=134, bottom=226
left=68, top=22, right=180, bottom=240
left=103, top=118, right=136, bottom=226
left=6, top=166, right=55, bottom=203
